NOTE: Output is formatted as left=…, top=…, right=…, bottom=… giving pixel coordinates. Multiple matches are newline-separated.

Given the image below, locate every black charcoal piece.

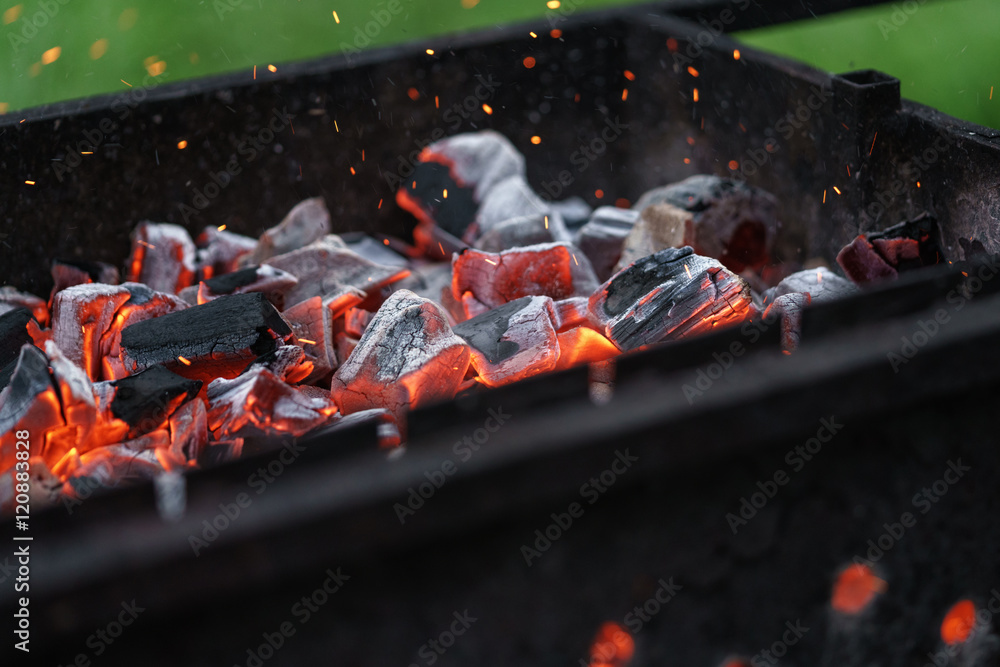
left=868, top=212, right=945, bottom=269
left=0, top=345, right=56, bottom=437
left=203, top=267, right=261, bottom=293
left=452, top=297, right=534, bottom=364
left=475, top=212, right=562, bottom=252
left=762, top=267, right=858, bottom=305
left=590, top=246, right=751, bottom=351
left=0, top=308, right=33, bottom=379
left=634, top=175, right=779, bottom=273
left=110, top=365, right=202, bottom=430
left=397, top=160, right=479, bottom=239
left=577, top=206, right=641, bottom=281
left=120, top=292, right=292, bottom=372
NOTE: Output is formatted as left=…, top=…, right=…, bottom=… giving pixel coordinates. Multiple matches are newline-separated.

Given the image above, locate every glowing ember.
left=587, top=622, right=635, bottom=667
left=941, top=600, right=977, bottom=645
left=831, top=564, right=886, bottom=614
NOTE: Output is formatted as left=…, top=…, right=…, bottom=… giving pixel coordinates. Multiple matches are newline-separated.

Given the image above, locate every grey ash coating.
left=371, top=306, right=429, bottom=381
left=0, top=345, right=52, bottom=435
left=120, top=292, right=291, bottom=367
left=452, top=297, right=534, bottom=364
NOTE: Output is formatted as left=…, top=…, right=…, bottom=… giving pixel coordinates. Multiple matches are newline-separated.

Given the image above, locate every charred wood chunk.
left=577, top=206, right=641, bottom=281
left=391, top=262, right=453, bottom=305
left=763, top=292, right=811, bottom=352
left=51, top=258, right=120, bottom=299
left=452, top=242, right=598, bottom=312
left=52, top=283, right=132, bottom=381
left=165, top=398, right=208, bottom=469
left=0, top=345, right=62, bottom=471
left=125, top=221, right=197, bottom=294
left=589, top=246, right=751, bottom=351
left=100, top=283, right=190, bottom=381
left=110, top=365, right=202, bottom=438
left=452, top=296, right=559, bottom=387
left=869, top=213, right=944, bottom=269
left=0, top=308, right=34, bottom=390
left=196, top=225, right=257, bottom=280
left=282, top=296, right=338, bottom=382
left=396, top=130, right=525, bottom=247
left=344, top=308, right=373, bottom=339
left=242, top=345, right=313, bottom=384
left=249, top=197, right=332, bottom=265
left=635, top=175, right=780, bottom=273
left=836, top=235, right=898, bottom=285
left=207, top=366, right=336, bottom=438
left=264, top=235, right=409, bottom=307
left=474, top=176, right=552, bottom=242
left=615, top=203, right=696, bottom=274
left=341, top=233, right=411, bottom=268
left=303, top=407, right=401, bottom=449
left=475, top=212, right=562, bottom=253
left=120, top=292, right=292, bottom=380
left=553, top=296, right=596, bottom=332
left=0, top=287, right=49, bottom=327
left=762, top=267, right=858, bottom=305
left=197, top=264, right=298, bottom=309
left=331, top=290, right=471, bottom=419
left=43, top=340, right=102, bottom=459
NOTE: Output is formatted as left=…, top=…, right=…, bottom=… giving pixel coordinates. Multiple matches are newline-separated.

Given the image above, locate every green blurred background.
left=2, top=0, right=997, bottom=128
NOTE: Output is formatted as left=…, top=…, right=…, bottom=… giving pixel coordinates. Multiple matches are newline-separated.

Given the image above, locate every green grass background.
left=1, top=0, right=997, bottom=128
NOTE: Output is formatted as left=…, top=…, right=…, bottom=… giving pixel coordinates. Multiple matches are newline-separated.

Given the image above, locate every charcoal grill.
left=3, top=2, right=1000, bottom=665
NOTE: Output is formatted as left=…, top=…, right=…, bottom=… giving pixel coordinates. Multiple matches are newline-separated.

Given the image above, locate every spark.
left=523, top=56, right=536, bottom=69
left=546, top=0, right=560, bottom=7
left=438, top=242, right=445, bottom=255
left=426, top=49, right=435, bottom=55
left=530, top=135, right=541, bottom=144
left=253, top=65, right=256, bottom=79
left=847, top=165, right=852, bottom=177
left=121, top=79, right=132, bottom=87
left=267, top=64, right=277, bottom=73
left=728, top=160, right=739, bottom=170
left=544, top=215, right=549, bottom=229
left=687, top=66, right=699, bottom=77
left=693, top=88, right=699, bottom=102
left=833, top=186, right=842, bottom=195
left=137, top=240, right=156, bottom=249
left=683, top=158, right=690, bottom=164
left=550, top=29, right=562, bottom=38
left=917, top=181, right=921, bottom=188
left=378, top=198, right=383, bottom=209
left=869, top=131, right=877, bottom=156
left=383, top=238, right=389, bottom=245
left=443, top=188, right=448, bottom=199
left=408, top=87, right=420, bottom=100
left=332, top=10, right=340, bottom=23
left=177, top=140, right=188, bottom=149
left=483, top=258, right=497, bottom=266
left=482, top=103, right=493, bottom=114
left=817, top=270, right=822, bottom=283
left=298, top=338, right=317, bottom=345
left=823, top=189, right=827, bottom=203
left=334, top=119, right=339, bottom=132
left=572, top=253, right=579, bottom=266
left=529, top=31, right=537, bottom=38
left=80, top=151, right=93, bottom=155
left=733, top=49, right=741, bottom=60
left=24, top=180, right=35, bottom=185
left=217, top=224, right=227, bottom=231
left=991, top=86, right=994, bottom=100
left=624, top=69, right=635, bottom=81
left=595, top=189, right=604, bottom=199
left=349, top=166, right=356, bottom=175
left=42, top=46, right=61, bottom=65
left=177, top=356, right=192, bottom=366
left=434, top=95, right=439, bottom=108
left=684, top=263, right=692, bottom=279
left=621, top=88, right=628, bottom=101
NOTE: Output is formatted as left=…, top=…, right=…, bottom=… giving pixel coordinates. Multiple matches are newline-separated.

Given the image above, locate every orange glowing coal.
left=588, top=621, right=635, bottom=667
left=831, top=563, right=886, bottom=614
left=941, top=599, right=976, bottom=645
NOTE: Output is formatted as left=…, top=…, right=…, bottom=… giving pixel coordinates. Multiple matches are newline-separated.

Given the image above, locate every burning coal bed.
left=0, top=130, right=945, bottom=513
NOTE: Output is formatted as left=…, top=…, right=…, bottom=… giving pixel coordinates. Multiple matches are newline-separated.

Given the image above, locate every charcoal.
left=390, top=261, right=453, bottom=304
left=577, top=206, right=641, bottom=281
left=264, top=235, right=409, bottom=307
left=836, top=236, right=898, bottom=285
left=99, top=283, right=190, bottom=381
left=248, top=197, right=332, bottom=264
left=303, top=407, right=401, bottom=449
left=331, top=290, right=471, bottom=419
left=634, top=175, right=780, bottom=273
left=341, top=233, right=411, bottom=268
left=109, top=365, right=202, bottom=437
left=615, top=203, right=696, bottom=273
left=838, top=214, right=945, bottom=285
left=72, top=444, right=165, bottom=486
left=453, top=296, right=559, bottom=387
left=589, top=246, right=752, bottom=351
left=452, top=242, right=598, bottom=313
left=196, top=225, right=257, bottom=279
left=0, top=345, right=62, bottom=469
left=762, top=267, right=858, bottom=305
left=165, top=398, right=208, bottom=468
left=281, top=296, right=346, bottom=382
left=344, top=308, right=373, bottom=339
left=243, top=345, right=312, bottom=384
left=763, top=293, right=811, bottom=352
left=207, top=366, right=336, bottom=438
left=0, top=308, right=34, bottom=389
left=120, top=292, right=291, bottom=381
left=52, top=283, right=132, bottom=380
left=553, top=327, right=620, bottom=371
left=43, top=341, right=101, bottom=457
left=51, top=258, right=119, bottom=297
left=194, top=264, right=298, bottom=309
left=125, top=221, right=197, bottom=294
left=0, top=287, right=49, bottom=327
left=549, top=196, right=593, bottom=229
left=475, top=212, right=563, bottom=252
left=397, top=130, right=525, bottom=245
left=474, top=175, right=552, bottom=241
